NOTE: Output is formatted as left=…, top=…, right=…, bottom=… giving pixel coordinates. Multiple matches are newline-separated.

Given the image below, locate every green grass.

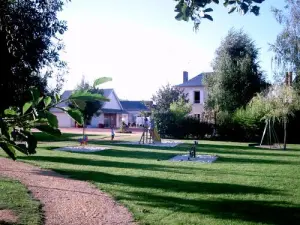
left=0, top=178, right=42, bottom=225
left=2, top=133, right=300, bottom=225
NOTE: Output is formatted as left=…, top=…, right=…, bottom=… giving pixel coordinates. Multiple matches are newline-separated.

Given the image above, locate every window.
left=194, top=91, right=200, bottom=103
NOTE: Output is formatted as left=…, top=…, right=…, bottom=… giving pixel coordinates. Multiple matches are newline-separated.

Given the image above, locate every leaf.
left=212, top=0, right=219, bottom=3
left=203, top=8, right=213, bottom=13
left=0, top=120, right=11, bottom=140
left=14, top=144, right=29, bottom=155
left=4, top=109, right=17, bottom=116
left=203, top=14, right=213, bottom=21
left=0, top=142, right=16, bottom=160
left=69, top=91, right=109, bottom=102
left=55, top=93, right=60, bottom=103
left=228, top=6, right=237, bottom=14
left=67, top=109, right=84, bottom=125
left=35, top=125, right=61, bottom=137
left=18, top=130, right=37, bottom=154
left=37, top=97, right=43, bottom=104
left=30, top=87, right=40, bottom=104
left=44, top=96, right=52, bottom=107
left=93, top=77, right=112, bottom=88
left=23, top=102, right=33, bottom=114
left=45, top=111, right=59, bottom=128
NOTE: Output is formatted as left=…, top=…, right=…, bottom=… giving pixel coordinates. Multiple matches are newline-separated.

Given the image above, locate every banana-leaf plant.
left=0, top=78, right=110, bottom=160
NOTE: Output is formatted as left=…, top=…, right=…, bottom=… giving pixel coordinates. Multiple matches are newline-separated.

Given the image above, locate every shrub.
left=153, top=112, right=213, bottom=139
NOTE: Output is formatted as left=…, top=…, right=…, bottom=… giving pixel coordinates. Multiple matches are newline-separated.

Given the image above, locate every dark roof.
left=120, top=101, right=149, bottom=111
left=101, top=108, right=127, bottom=114
left=176, top=72, right=214, bottom=87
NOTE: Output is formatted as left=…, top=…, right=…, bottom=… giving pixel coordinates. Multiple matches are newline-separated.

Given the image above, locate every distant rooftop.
left=177, top=72, right=214, bottom=87
left=51, top=88, right=114, bottom=112
left=120, top=101, right=149, bottom=111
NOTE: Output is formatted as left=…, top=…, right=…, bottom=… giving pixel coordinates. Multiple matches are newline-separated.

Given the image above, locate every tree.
left=0, top=0, right=69, bottom=112
left=174, top=0, right=265, bottom=30
left=0, top=81, right=109, bottom=160
left=247, top=85, right=300, bottom=150
left=270, top=0, right=300, bottom=90
left=205, top=28, right=266, bottom=113
left=170, top=97, right=192, bottom=120
left=69, top=77, right=112, bottom=137
left=152, top=83, right=188, bottom=113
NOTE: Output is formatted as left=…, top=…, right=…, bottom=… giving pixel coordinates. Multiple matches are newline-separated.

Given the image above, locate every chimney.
left=289, top=72, right=293, bottom=86
left=183, top=71, right=188, bottom=83
left=285, top=72, right=293, bottom=86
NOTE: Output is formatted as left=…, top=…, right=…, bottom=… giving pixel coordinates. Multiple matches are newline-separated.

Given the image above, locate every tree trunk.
left=283, top=118, right=287, bottom=150
left=82, top=120, right=86, bottom=139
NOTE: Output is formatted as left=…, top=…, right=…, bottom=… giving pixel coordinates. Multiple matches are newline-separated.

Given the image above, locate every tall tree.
left=270, top=0, right=300, bottom=90
left=0, top=0, right=69, bottom=112
left=152, top=84, right=188, bottom=113
left=205, top=28, right=266, bottom=113
left=174, top=0, right=265, bottom=30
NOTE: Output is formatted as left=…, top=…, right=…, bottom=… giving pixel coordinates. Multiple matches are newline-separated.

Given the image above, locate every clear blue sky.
left=58, top=0, right=286, bottom=100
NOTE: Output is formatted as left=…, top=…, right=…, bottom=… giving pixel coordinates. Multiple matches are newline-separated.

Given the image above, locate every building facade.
left=176, top=71, right=213, bottom=118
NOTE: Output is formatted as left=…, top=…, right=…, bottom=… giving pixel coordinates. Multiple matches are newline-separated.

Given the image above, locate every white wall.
left=90, top=114, right=104, bottom=128
left=54, top=113, right=74, bottom=128
left=103, top=92, right=122, bottom=110
left=180, top=86, right=206, bottom=115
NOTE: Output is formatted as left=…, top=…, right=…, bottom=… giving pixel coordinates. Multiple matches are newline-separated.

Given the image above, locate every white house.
left=51, top=89, right=128, bottom=128
left=119, top=101, right=150, bottom=125
left=176, top=71, right=213, bottom=119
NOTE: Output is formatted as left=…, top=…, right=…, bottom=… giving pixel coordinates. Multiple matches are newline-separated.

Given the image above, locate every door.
left=104, top=114, right=117, bottom=127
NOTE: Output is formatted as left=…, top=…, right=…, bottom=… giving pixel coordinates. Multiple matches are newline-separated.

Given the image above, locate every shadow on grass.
left=50, top=168, right=279, bottom=196
left=21, top=155, right=198, bottom=174
left=200, top=143, right=300, bottom=154
left=120, top=191, right=300, bottom=225
left=33, top=132, right=101, bottom=142
left=41, top=145, right=299, bottom=165
left=217, top=156, right=300, bottom=165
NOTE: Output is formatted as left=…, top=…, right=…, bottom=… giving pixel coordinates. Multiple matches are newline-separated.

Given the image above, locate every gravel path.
left=0, top=158, right=135, bottom=225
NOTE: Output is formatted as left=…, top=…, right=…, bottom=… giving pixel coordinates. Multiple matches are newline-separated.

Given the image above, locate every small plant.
left=0, top=78, right=109, bottom=160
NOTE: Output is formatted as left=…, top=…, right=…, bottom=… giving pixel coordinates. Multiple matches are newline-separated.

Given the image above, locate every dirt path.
left=0, top=158, right=135, bottom=225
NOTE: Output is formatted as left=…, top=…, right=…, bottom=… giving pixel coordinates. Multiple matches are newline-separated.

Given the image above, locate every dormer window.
left=194, top=91, right=200, bottom=104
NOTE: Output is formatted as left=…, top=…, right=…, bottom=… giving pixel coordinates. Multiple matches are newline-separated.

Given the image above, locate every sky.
left=58, top=0, right=287, bottom=101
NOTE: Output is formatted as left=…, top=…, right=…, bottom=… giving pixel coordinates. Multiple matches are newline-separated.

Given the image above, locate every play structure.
left=259, top=119, right=281, bottom=149
left=79, top=135, right=88, bottom=146
left=139, top=118, right=161, bottom=144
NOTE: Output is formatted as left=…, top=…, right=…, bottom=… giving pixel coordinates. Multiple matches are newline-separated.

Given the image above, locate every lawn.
left=2, top=132, right=300, bottom=225
left=0, top=178, right=42, bottom=225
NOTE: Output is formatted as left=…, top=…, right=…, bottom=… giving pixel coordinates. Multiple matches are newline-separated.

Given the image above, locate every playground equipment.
left=139, top=118, right=161, bottom=144
left=259, top=119, right=281, bottom=149
left=79, top=135, right=88, bottom=146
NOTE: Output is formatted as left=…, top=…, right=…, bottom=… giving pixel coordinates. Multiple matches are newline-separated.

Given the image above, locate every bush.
left=215, top=110, right=264, bottom=142
left=153, top=112, right=213, bottom=139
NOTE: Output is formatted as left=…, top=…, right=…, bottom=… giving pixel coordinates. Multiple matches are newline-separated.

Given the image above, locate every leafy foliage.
left=153, top=111, right=213, bottom=139
left=174, top=0, right=265, bottom=30
left=205, top=29, right=266, bottom=113
left=270, top=0, right=300, bottom=89
left=170, top=98, right=192, bottom=120
left=0, top=78, right=108, bottom=160
left=248, top=85, right=300, bottom=123
left=0, top=0, right=69, bottom=112
left=152, top=83, right=188, bottom=113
